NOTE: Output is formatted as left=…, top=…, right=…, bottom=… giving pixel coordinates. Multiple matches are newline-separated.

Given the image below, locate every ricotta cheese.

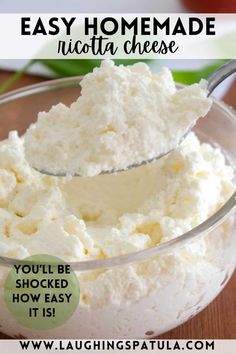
left=24, top=60, right=212, bottom=176
left=0, top=61, right=234, bottom=339
left=0, top=131, right=234, bottom=338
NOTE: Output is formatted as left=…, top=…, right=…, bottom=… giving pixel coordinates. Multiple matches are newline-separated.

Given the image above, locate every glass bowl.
left=0, top=77, right=235, bottom=339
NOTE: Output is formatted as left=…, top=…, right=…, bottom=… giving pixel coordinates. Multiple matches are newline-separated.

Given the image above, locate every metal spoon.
left=36, top=59, right=236, bottom=177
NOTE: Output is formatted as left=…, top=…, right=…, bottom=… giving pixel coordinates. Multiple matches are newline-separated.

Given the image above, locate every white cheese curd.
left=24, top=60, right=212, bottom=176
left=0, top=130, right=235, bottom=338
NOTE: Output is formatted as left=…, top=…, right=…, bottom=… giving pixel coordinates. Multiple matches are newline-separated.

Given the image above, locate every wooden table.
left=0, top=70, right=236, bottom=339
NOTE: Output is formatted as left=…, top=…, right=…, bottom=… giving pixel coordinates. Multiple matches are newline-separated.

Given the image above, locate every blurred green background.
left=0, top=59, right=227, bottom=94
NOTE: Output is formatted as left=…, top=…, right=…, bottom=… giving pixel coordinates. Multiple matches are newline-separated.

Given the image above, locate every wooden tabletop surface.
left=0, top=70, right=236, bottom=339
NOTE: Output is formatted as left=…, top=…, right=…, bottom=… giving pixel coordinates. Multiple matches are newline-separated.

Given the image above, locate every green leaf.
left=0, top=60, right=34, bottom=95
left=172, top=60, right=228, bottom=85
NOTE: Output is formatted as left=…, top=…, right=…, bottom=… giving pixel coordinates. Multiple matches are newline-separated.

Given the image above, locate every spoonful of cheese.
left=23, top=59, right=236, bottom=177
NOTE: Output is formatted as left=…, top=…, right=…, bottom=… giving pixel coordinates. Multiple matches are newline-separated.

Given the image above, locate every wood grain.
left=0, top=70, right=236, bottom=339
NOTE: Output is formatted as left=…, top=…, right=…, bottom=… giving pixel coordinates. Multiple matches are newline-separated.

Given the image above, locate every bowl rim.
left=0, top=76, right=236, bottom=271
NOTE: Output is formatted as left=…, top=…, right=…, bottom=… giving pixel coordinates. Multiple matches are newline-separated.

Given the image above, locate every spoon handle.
left=207, top=59, right=236, bottom=96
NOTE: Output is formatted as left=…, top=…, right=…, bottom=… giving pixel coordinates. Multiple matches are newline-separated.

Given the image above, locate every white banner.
left=0, top=13, right=236, bottom=59
left=0, top=339, right=236, bottom=353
